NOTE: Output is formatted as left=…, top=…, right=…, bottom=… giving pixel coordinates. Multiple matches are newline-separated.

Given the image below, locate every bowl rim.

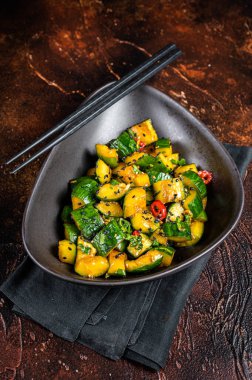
left=22, top=84, right=244, bottom=286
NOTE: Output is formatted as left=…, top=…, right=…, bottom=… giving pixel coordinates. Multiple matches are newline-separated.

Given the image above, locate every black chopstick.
left=6, top=43, right=177, bottom=166
left=9, top=47, right=181, bottom=173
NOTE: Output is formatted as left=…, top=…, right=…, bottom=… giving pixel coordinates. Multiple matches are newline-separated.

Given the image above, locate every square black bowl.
left=22, top=84, right=244, bottom=285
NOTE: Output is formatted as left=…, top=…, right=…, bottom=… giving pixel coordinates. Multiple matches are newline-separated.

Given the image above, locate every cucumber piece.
left=116, top=240, right=127, bottom=252
left=71, top=204, right=104, bottom=239
left=96, top=183, right=130, bottom=201
left=155, top=138, right=171, bottom=149
left=127, top=233, right=153, bottom=258
left=96, top=144, right=118, bottom=168
left=154, top=246, right=175, bottom=267
left=155, top=138, right=172, bottom=157
left=76, top=236, right=97, bottom=257
left=92, top=219, right=125, bottom=257
left=75, top=256, right=109, bottom=278
left=133, top=172, right=150, bottom=187
left=95, top=159, right=112, bottom=184
left=64, top=223, right=79, bottom=243
left=58, top=240, right=76, bottom=264
left=124, top=152, right=145, bottom=165
left=176, top=221, right=204, bottom=247
left=163, top=219, right=191, bottom=242
left=131, top=211, right=160, bottom=234
left=112, top=163, right=136, bottom=184
left=174, top=164, right=198, bottom=177
left=151, top=229, right=169, bottom=246
left=106, top=250, right=127, bottom=277
left=110, top=131, right=137, bottom=158
left=144, top=168, right=172, bottom=185
left=153, top=178, right=185, bottom=204
left=125, top=249, right=163, bottom=273
left=129, top=119, right=158, bottom=145
left=196, top=209, right=208, bottom=222
left=181, top=170, right=207, bottom=199
left=123, top=187, right=146, bottom=218
left=95, top=201, right=123, bottom=217
left=71, top=177, right=99, bottom=210
left=117, top=218, right=132, bottom=235
left=183, top=189, right=203, bottom=219
left=136, top=154, right=168, bottom=172
left=167, top=202, right=184, bottom=222
left=69, top=176, right=94, bottom=190
left=157, top=153, right=179, bottom=170
left=61, top=205, right=72, bottom=223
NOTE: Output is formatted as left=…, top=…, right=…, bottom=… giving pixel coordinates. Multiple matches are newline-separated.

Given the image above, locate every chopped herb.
left=171, top=158, right=187, bottom=166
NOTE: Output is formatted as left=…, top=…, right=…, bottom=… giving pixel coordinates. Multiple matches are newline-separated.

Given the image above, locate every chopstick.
left=7, top=45, right=181, bottom=174
left=6, top=43, right=177, bottom=166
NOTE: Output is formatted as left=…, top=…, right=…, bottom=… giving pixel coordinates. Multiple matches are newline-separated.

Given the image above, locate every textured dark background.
left=0, top=0, right=251, bottom=379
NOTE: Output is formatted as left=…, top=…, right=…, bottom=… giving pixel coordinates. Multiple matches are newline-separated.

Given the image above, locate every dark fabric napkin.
left=1, top=144, right=251, bottom=371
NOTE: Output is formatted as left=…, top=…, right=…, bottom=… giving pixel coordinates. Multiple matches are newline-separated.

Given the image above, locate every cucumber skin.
left=61, top=205, right=72, bottom=223
left=71, top=177, right=99, bottom=204
left=163, top=221, right=191, bottom=240
left=182, top=171, right=207, bottom=199
left=64, top=223, right=79, bottom=243
left=145, top=168, right=172, bottom=184
left=92, top=219, right=125, bottom=257
left=71, top=204, right=104, bottom=240
left=110, top=131, right=137, bottom=158
left=186, top=192, right=203, bottom=219
left=126, top=257, right=163, bottom=273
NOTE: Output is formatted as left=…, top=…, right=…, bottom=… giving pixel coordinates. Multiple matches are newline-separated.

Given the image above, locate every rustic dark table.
left=0, top=1, right=251, bottom=379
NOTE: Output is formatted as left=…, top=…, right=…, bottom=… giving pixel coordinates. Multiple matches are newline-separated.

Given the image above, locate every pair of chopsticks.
left=6, top=43, right=181, bottom=174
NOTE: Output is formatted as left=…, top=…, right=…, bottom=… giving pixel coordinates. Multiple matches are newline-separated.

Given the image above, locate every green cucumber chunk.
left=183, top=189, right=203, bottom=219
left=92, top=219, right=125, bottom=257
left=154, top=246, right=175, bottom=267
left=155, top=138, right=171, bottom=148
left=96, top=144, right=118, bottom=168
left=144, top=168, right=172, bottom=184
left=125, top=249, right=163, bottom=273
left=127, top=233, right=153, bottom=258
left=61, top=205, right=72, bottom=223
left=136, top=154, right=169, bottom=172
left=71, top=204, right=104, bottom=239
left=181, top=171, right=207, bottom=199
left=116, top=240, right=127, bottom=252
left=196, top=209, right=208, bottom=222
left=71, top=177, right=99, bottom=205
left=167, top=203, right=184, bottom=222
left=163, top=219, right=191, bottom=242
left=110, top=131, right=137, bottom=158
left=64, top=223, right=79, bottom=243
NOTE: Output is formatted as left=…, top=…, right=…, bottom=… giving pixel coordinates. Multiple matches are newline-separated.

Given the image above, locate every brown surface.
left=0, top=0, right=251, bottom=379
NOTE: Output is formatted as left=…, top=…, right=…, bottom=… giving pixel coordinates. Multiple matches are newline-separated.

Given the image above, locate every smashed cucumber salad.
left=58, top=119, right=212, bottom=278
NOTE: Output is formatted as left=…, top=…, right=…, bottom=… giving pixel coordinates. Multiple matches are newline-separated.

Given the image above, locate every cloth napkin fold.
left=1, top=144, right=251, bottom=371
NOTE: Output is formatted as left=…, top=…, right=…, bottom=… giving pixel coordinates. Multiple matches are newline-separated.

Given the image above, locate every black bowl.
left=22, top=84, right=244, bottom=285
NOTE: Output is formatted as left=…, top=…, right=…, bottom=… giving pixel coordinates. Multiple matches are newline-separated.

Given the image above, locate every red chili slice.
left=150, top=200, right=167, bottom=220
left=198, top=170, right=213, bottom=185
left=138, top=141, right=146, bottom=152
left=132, top=230, right=140, bottom=236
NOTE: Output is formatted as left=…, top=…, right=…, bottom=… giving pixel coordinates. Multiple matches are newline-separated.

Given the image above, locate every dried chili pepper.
left=132, top=230, right=140, bottom=236
left=138, top=141, right=146, bottom=152
left=198, top=170, right=213, bottom=185
left=150, top=200, right=167, bottom=220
